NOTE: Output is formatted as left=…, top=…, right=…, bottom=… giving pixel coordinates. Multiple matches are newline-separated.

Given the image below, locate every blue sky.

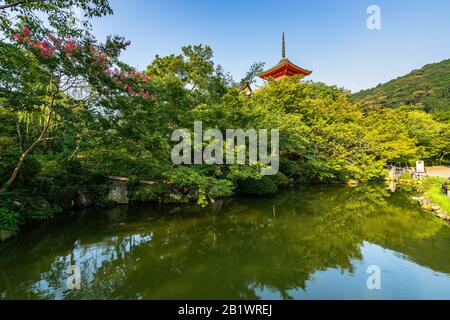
left=90, top=0, right=450, bottom=92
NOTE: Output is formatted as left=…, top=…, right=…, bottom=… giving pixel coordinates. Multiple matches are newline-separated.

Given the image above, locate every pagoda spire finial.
left=258, top=31, right=312, bottom=80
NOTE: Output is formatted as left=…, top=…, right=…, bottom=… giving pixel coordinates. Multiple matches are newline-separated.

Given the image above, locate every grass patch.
left=416, top=177, right=450, bottom=212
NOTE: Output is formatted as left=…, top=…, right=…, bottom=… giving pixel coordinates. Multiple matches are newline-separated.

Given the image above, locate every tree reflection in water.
left=1, top=185, right=450, bottom=299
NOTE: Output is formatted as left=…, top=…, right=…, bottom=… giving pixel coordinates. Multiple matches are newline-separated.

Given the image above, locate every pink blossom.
left=13, top=33, right=21, bottom=41
left=22, top=27, right=31, bottom=36
left=64, top=41, right=75, bottom=54
left=41, top=48, right=54, bottom=57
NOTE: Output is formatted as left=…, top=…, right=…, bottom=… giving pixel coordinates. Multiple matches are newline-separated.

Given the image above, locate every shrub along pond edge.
left=411, top=176, right=450, bottom=223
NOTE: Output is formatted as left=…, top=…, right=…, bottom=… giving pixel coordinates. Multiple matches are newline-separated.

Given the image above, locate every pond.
left=1, top=185, right=450, bottom=300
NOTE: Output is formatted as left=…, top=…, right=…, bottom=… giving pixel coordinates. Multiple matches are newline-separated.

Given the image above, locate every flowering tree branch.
left=1, top=25, right=153, bottom=192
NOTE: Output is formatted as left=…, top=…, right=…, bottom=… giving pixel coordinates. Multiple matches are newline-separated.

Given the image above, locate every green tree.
left=239, top=61, right=265, bottom=86
left=0, top=1, right=149, bottom=192
left=146, top=45, right=233, bottom=106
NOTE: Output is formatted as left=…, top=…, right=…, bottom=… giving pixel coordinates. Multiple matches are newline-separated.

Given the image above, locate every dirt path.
left=426, top=166, right=450, bottom=178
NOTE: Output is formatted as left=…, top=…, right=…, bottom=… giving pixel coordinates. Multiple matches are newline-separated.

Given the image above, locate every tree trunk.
left=441, top=152, right=449, bottom=164
left=16, top=120, right=24, bottom=153
left=1, top=106, right=54, bottom=193
left=68, top=141, right=80, bottom=161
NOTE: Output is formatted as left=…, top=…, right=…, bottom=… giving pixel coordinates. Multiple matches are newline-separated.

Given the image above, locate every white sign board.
left=416, top=160, right=425, bottom=174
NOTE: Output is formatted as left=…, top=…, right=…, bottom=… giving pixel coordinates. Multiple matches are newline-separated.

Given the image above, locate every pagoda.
left=259, top=33, right=312, bottom=80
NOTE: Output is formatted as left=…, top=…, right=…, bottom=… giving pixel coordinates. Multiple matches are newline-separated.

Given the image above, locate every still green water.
left=1, top=185, right=450, bottom=300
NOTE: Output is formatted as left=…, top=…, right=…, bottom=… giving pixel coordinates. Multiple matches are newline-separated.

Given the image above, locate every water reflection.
left=1, top=185, right=450, bottom=299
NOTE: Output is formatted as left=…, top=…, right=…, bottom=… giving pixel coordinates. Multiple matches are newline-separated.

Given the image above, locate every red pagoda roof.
left=259, top=33, right=312, bottom=80
left=259, top=58, right=312, bottom=80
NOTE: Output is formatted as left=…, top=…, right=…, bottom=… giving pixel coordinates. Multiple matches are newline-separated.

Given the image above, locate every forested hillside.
left=352, top=59, right=450, bottom=118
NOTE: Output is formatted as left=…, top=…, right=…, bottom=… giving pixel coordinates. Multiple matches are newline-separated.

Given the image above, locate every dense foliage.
left=351, top=59, right=450, bottom=120
left=1, top=1, right=449, bottom=238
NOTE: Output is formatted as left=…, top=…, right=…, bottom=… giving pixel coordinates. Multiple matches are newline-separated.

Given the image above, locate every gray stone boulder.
left=108, top=182, right=129, bottom=204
